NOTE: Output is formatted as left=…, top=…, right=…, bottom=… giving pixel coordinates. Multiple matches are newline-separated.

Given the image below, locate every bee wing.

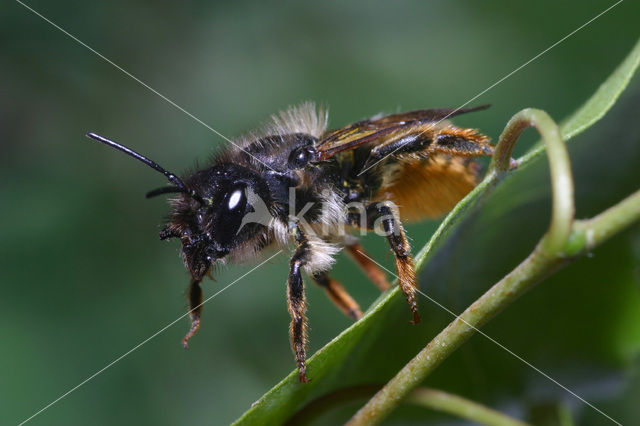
left=315, top=105, right=489, bottom=160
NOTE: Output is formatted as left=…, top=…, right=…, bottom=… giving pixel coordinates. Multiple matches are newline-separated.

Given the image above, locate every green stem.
left=406, top=388, right=531, bottom=426
left=347, top=242, right=564, bottom=426
left=572, top=188, right=640, bottom=253
left=489, top=109, right=574, bottom=253
left=286, top=385, right=530, bottom=426
left=347, top=109, right=637, bottom=426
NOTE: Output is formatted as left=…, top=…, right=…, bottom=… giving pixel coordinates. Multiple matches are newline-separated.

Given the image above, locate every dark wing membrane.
left=316, top=105, right=489, bottom=160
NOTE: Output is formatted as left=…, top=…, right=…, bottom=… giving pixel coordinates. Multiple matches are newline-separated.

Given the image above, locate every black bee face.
left=161, top=163, right=271, bottom=280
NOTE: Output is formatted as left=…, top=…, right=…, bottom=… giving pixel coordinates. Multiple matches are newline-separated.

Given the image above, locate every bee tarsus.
left=182, top=278, right=203, bottom=348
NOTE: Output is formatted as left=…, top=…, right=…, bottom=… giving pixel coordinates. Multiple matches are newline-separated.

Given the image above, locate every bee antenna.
left=145, top=186, right=188, bottom=199
left=86, top=132, right=204, bottom=204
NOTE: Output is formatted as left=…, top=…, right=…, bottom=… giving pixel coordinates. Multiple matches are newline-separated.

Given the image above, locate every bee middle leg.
left=375, top=202, right=421, bottom=324
left=350, top=203, right=421, bottom=324
left=344, top=240, right=391, bottom=291
left=312, top=272, right=363, bottom=320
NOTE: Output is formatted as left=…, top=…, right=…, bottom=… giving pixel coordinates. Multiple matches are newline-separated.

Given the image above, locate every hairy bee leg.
left=361, top=125, right=492, bottom=171
left=344, top=242, right=391, bottom=292
left=432, top=128, right=494, bottom=157
left=288, top=226, right=310, bottom=383
left=376, top=203, right=421, bottom=325
left=182, top=278, right=203, bottom=348
left=361, top=134, right=431, bottom=171
left=370, top=134, right=432, bottom=161
left=312, top=272, right=363, bottom=321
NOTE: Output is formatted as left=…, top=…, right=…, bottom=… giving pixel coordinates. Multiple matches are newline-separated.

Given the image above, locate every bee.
left=87, top=103, right=492, bottom=382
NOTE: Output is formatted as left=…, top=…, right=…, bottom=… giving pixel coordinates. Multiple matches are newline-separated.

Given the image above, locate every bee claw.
left=298, top=371, right=310, bottom=383
left=182, top=314, right=201, bottom=349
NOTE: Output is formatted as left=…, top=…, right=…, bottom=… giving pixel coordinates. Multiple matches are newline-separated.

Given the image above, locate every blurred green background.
left=2, top=1, right=640, bottom=424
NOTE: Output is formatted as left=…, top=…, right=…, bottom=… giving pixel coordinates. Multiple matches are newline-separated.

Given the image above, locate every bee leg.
left=288, top=226, right=311, bottom=383
left=312, top=272, right=363, bottom=320
left=182, top=278, right=203, bottom=348
left=375, top=202, right=421, bottom=325
left=432, top=128, right=494, bottom=157
left=361, top=134, right=432, bottom=170
left=362, top=125, right=492, bottom=171
left=344, top=241, right=391, bottom=291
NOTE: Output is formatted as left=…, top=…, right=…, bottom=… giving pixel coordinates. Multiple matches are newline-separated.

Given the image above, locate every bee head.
left=160, top=164, right=271, bottom=279
left=85, top=132, right=270, bottom=280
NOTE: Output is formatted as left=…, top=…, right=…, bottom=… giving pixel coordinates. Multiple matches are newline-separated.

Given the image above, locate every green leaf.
left=520, top=36, right=640, bottom=165
left=233, top=37, right=640, bottom=425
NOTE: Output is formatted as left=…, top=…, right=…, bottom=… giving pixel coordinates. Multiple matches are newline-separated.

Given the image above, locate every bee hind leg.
left=312, top=272, right=363, bottom=320
left=360, top=124, right=492, bottom=172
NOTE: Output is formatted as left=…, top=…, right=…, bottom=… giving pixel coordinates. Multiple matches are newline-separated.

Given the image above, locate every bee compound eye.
left=213, top=185, right=249, bottom=245
left=288, top=146, right=311, bottom=168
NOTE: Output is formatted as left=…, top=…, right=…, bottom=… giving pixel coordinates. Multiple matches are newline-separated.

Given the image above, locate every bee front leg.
left=182, top=278, right=203, bottom=348
left=288, top=225, right=311, bottom=382
left=375, top=203, right=421, bottom=325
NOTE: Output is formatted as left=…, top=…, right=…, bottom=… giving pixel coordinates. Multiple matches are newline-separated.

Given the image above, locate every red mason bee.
left=87, top=103, right=492, bottom=382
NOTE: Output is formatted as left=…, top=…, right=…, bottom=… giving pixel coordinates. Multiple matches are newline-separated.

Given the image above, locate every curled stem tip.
left=348, top=109, right=574, bottom=426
